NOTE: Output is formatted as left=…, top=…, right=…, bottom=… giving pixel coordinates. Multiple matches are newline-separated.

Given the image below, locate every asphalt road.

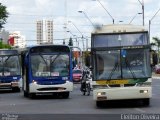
left=0, top=77, right=160, bottom=119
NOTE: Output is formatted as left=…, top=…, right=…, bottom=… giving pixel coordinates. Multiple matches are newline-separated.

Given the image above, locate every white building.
left=9, top=31, right=26, bottom=48
left=36, top=19, right=53, bottom=45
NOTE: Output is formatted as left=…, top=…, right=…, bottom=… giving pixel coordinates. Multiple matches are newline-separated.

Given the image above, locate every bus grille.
left=37, top=81, right=66, bottom=85
left=37, top=87, right=66, bottom=91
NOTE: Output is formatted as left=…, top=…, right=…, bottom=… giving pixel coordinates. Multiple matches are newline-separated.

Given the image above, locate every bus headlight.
left=62, top=77, right=68, bottom=80
left=32, top=80, right=37, bottom=84
left=140, top=90, right=148, bottom=93
left=97, top=92, right=106, bottom=96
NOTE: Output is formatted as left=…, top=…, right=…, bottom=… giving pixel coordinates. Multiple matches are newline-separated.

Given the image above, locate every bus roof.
left=28, top=44, right=71, bottom=53
left=92, top=24, right=148, bottom=34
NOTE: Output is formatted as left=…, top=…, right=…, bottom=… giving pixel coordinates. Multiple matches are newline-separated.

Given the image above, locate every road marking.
left=134, top=108, right=146, bottom=113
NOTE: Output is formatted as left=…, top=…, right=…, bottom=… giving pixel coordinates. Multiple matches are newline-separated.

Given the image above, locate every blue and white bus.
left=0, top=49, right=21, bottom=92
left=22, top=45, right=73, bottom=98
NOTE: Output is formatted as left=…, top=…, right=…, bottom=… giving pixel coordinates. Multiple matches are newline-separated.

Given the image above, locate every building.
left=9, top=31, right=26, bottom=48
left=0, top=29, right=9, bottom=44
left=36, top=20, right=53, bottom=45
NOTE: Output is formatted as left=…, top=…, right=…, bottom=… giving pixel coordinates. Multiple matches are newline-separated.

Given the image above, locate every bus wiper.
left=38, top=53, right=48, bottom=66
left=108, top=58, right=137, bottom=80
left=124, top=58, right=136, bottom=79
left=108, top=62, right=120, bottom=80
left=50, top=53, right=61, bottom=65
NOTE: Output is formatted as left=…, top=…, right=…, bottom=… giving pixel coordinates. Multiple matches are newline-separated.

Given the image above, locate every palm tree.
left=0, top=3, right=9, bottom=29
left=152, top=37, right=160, bottom=53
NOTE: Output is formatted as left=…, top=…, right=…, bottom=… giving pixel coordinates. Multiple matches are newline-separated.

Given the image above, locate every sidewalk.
left=152, top=72, right=160, bottom=79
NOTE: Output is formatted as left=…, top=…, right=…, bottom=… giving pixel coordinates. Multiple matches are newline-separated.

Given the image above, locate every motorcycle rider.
left=80, top=70, right=90, bottom=92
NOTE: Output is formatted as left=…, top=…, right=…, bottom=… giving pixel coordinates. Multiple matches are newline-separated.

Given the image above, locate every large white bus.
left=91, top=24, right=152, bottom=107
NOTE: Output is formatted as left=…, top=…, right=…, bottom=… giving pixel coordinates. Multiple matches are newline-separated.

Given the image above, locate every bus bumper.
left=93, top=87, right=151, bottom=101
left=0, top=82, right=20, bottom=89
left=29, top=81, right=73, bottom=93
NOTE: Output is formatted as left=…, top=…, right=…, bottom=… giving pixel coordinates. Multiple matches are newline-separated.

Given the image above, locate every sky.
left=0, top=0, right=160, bottom=49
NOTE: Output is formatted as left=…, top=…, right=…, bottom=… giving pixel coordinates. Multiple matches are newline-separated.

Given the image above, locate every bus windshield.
left=0, top=55, right=21, bottom=76
left=31, top=54, right=69, bottom=77
left=95, top=49, right=151, bottom=80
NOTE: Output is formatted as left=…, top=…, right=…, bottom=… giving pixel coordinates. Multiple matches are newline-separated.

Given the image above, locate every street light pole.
left=93, top=0, right=114, bottom=24
left=137, top=0, right=144, bottom=26
left=68, top=21, right=83, bottom=36
left=68, top=21, right=85, bottom=51
left=129, top=13, right=142, bottom=24
left=67, top=30, right=79, bottom=47
left=149, top=8, right=160, bottom=40
left=78, top=11, right=95, bottom=28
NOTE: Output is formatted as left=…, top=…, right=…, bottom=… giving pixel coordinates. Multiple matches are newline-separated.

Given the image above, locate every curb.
left=152, top=76, right=160, bottom=79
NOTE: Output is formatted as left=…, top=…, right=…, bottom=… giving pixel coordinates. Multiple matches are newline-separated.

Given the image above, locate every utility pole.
left=137, top=0, right=144, bottom=26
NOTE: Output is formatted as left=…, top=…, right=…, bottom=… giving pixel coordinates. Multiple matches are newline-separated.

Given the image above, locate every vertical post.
left=149, top=8, right=160, bottom=42
left=95, top=0, right=114, bottom=24
left=137, top=0, right=144, bottom=26
left=149, top=20, right=151, bottom=41
left=142, top=0, right=145, bottom=26
left=86, top=38, right=88, bottom=51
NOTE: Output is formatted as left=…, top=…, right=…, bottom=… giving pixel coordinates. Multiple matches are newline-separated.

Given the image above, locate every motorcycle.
left=80, top=72, right=92, bottom=96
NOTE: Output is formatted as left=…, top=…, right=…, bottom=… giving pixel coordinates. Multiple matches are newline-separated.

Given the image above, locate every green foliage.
left=152, top=37, right=160, bottom=52
left=0, top=3, right=9, bottom=29
left=0, top=41, right=12, bottom=49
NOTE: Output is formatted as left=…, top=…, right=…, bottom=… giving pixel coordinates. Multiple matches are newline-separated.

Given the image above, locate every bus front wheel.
left=143, top=98, right=150, bottom=106
left=29, top=93, right=36, bottom=99
left=12, top=87, right=21, bottom=92
left=62, top=92, right=69, bottom=99
left=96, top=101, right=102, bottom=107
left=24, top=91, right=29, bottom=97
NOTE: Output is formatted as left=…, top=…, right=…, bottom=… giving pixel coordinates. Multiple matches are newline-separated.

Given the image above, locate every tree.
left=0, top=3, right=9, bottom=29
left=68, top=37, right=73, bottom=46
left=152, top=37, right=160, bottom=53
left=0, top=41, right=12, bottom=49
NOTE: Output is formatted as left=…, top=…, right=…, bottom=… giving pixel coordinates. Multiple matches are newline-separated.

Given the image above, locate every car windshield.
left=0, top=55, right=21, bottom=76
left=95, top=49, right=151, bottom=80
left=31, top=53, right=69, bottom=77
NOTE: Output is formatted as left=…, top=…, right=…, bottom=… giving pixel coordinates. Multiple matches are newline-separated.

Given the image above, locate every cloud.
left=1, top=0, right=160, bottom=47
